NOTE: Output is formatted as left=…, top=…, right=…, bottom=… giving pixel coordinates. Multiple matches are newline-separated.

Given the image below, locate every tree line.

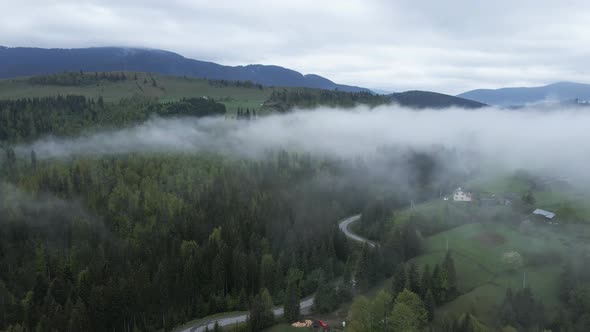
left=346, top=251, right=458, bottom=331
left=264, top=88, right=390, bottom=112
left=0, top=95, right=226, bottom=143
left=28, top=72, right=130, bottom=86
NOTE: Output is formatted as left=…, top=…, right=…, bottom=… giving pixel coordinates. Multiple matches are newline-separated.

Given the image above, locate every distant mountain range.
left=0, top=46, right=368, bottom=92
left=458, top=82, right=590, bottom=106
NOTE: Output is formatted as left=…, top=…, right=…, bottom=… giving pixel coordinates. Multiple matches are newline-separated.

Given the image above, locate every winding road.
left=178, top=214, right=372, bottom=332
left=338, top=214, right=377, bottom=248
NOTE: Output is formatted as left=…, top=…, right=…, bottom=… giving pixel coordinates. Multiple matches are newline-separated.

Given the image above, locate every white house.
left=453, top=187, right=473, bottom=202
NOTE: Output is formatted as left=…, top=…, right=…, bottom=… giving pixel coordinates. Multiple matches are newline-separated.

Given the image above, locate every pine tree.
left=408, top=262, right=421, bottom=295
left=443, top=251, right=457, bottom=297
left=421, top=264, right=432, bottom=297
left=424, top=289, right=436, bottom=322
left=431, top=264, right=444, bottom=304
left=283, top=280, right=300, bottom=323
left=314, top=274, right=336, bottom=314
left=356, top=244, right=371, bottom=292
left=460, top=313, right=475, bottom=332
left=248, top=289, right=274, bottom=331
left=392, top=264, right=407, bottom=298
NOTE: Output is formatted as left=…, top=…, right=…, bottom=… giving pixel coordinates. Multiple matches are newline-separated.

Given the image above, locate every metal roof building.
left=533, top=208, right=556, bottom=219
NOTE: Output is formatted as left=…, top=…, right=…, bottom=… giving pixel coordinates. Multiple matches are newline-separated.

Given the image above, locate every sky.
left=1, top=0, right=590, bottom=94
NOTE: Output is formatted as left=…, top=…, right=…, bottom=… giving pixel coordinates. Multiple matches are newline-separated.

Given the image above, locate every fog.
left=13, top=105, right=590, bottom=181
left=0, top=181, right=102, bottom=228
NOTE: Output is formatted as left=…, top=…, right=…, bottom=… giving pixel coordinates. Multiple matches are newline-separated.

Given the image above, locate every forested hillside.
left=0, top=95, right=225, bottom=143
left=263, top=88, right=486, bottom=111
left=0, top=151, right=365, bottom=331
left=0, top=72, right=272, bottom=115
left=0, top=73, right=507, bottom=332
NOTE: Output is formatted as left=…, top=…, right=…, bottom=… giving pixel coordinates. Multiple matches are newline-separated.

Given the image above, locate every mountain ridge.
left=458, top=81, right=590, bottom=106
left=0, top=46, right=369, bottom=92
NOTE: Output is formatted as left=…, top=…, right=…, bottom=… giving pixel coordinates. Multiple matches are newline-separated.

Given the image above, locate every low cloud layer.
left=14, top=106, right=590, bottom=183
left=0, top=181, right=101, bottom=228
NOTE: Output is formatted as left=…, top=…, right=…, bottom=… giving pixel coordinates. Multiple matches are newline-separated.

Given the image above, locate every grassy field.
left=0, top=72, right=276, bottom=114
left=382, top=172, right=590, bottom=326
left=466, top=173, right=531, bottom=194
left=467, top=172, right=590, bottom=222
left=410, top=220, right=581, bottom=326
left=390, top=197, right=514, bottom=229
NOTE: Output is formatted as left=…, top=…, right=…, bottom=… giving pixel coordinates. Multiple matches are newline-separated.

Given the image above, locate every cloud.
left=0, top=181, right=103, bottom=229
left=1, top=0, right=589, bottom=93
left=14, top=106, right=590, bottom=185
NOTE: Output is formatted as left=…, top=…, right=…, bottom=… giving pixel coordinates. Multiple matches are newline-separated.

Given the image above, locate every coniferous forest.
left=2, top=83, right=583, bottom=332
left=0, top=92, right=439, bottom=331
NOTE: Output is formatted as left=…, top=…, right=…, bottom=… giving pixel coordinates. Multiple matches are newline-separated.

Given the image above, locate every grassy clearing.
left=414, top=221, right=577, bottom=324
left=467, top=172, right=590, bottom=223
left=391, top=197, right=514, bottom=231
left=411, top=251, right=493, bottom=292
left=435, top=283, right=502, bottom=326
left=434, top=265, right=562, bottom=326
left=466, top=173, right=531, bottom=194
left=492, top=265, right=561, bottom=309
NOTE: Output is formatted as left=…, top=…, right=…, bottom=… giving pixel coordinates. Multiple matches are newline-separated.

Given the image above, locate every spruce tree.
left=248, top=289, right=274, bottom=331
left=421, top=264, right=432, bottom=297
left=460, top=313, right=474, bottom=332
left=408, top=262, right=421, bottom=295
left=392, top=264, right=407, bottom=298
left=356, top=244, right=371, bottom=292
left=443, top=251, right=457, bottom=297
left=431, top=264, right=443, bottom=304
left=424, top=289, right=436, bottom=322
left=284, top=280, right=300, bottom=323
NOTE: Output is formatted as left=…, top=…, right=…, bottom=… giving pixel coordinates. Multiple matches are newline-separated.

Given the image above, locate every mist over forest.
left=3, top=94, right=590, bottom=332
left=3, top=0, right=590, bottom=330
left=13, top=105, right=590, bottom=184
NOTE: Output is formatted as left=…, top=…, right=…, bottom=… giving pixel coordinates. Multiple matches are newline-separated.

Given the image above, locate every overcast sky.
left=1, top=0, right=589, bottom=94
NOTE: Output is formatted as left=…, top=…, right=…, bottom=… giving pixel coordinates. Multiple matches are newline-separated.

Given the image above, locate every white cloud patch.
left=15, top=106, right=590, bottom=185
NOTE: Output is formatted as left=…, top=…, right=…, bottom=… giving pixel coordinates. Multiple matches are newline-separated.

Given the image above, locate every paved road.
left=338, top=214, right=377, bottom=247
left=179, top=214, right=374, bottom=332
left=181, top=297, right=315, bottom=332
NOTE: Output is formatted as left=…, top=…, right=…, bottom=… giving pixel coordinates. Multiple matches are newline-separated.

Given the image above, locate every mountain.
left=458, top=82, right=590, bottom=106
left=391, top=90, right=487, bottom=109
left=0, top=46, right=368, bottom=92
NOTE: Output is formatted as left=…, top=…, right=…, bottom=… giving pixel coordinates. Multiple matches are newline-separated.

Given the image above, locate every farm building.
left=453, top=187, right=473, bottom=202
left=532, top=208, right=556, bottom=219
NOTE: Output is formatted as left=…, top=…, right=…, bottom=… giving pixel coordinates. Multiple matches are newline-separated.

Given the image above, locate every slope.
left=458, top=81, right=590, bottom=106
left=0, top=46, right=369, bottom=92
